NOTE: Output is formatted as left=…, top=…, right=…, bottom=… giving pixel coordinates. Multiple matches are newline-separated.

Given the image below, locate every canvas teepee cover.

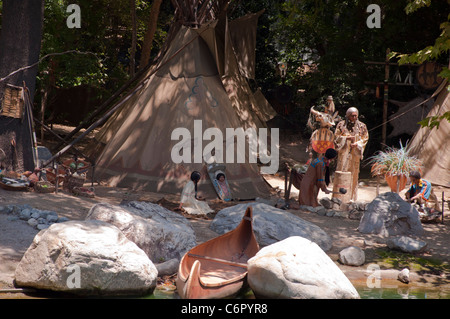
left=94, top=24, right=272, bottom=198
left=408, top=80, right=450, bottom=187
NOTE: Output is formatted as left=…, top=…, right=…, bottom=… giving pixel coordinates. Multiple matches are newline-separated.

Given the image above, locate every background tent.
left=93, top=21, right=274, bottom=198
left=408, top=80, right=450, bottom=187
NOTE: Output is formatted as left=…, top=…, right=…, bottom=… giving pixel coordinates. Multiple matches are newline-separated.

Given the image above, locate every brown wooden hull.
left=176, top=206, right=259, bottom=299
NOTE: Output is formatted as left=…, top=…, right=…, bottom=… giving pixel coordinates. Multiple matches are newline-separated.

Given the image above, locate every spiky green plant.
left=368, top=141, right=423, bottom=177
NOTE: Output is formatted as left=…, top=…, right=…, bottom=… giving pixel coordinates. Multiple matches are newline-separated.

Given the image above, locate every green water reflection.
left=356, top=286, right=450, bottom=299
left=148, top=286, right=450, bottom=299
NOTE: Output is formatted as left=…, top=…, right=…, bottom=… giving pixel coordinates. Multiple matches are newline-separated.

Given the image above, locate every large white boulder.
left=86, top=201, right=197, bottom=262
left=247, top=236, right=360, bottom=299
left=15, top=220, right=157, bottom=295
left=210, top=202, right=332, bottom=251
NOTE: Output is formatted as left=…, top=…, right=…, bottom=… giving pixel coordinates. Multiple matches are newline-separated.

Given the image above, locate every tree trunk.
left=139, top=0, right=163, bottom=69
left=129, top=0, right=137, bottom=77
left=0, top=0, right=44, bottom=172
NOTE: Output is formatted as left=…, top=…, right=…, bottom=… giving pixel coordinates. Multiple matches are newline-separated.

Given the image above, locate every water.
left=147, top=285, right=450, bottom=299
left=356, top=286, right=450, bottom=299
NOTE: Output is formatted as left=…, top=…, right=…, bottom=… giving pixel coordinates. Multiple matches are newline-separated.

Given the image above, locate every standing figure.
left=325, top=95, right=335, bottom=114
left=299, top=148, right=338, bottom=207
left=334, top=107, right=369, bottom=201
left=178, top=171, right=213, bottom=216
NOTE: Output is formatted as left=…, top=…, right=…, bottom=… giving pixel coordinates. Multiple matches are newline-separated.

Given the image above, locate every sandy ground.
left=0, top=129, right=448, bottom=297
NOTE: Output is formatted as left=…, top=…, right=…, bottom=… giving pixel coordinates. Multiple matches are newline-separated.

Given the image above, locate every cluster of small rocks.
left=298, top=198, right=369, bottom=219
left=0, top=204, right=69, bottom=230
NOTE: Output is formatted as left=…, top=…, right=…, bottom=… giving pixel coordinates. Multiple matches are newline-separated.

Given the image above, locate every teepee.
left=408, top=80, right=450, bottom=187
left=92, top=3, right=276, bottom=198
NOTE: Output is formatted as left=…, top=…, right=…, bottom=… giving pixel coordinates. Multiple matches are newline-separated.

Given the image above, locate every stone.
left=319, top=198, right=333, bottom=209
left=316, top=207, right=328, bottom=216
left=211, top=202, right=332, bottom=252
left=36, top=224, right=49, bottom=230
left=247, top=236, right=359, bottom=299
left=326, top=210, right=335, bottom=217
left=31, top=211, right=41, bottom=219
left=46, top=213, right=59, bottom=223
left=358, top=192, right=424, bottom=237
left=19, top=209, right=32, bottom=220
left=86, top=201, right=197, bottom=262
left=155, top=258, right=180, bottom=277
left=398, top=268, right=410, bottom=284
left=338, top=246, right=365, bottom=266
left=348, top=209, right=363, bottom=220
left=27, top=218, right=38, bottom=227
left=387, top=236, right=427, bottom=253
left=15, top=220, right=157, bottom=295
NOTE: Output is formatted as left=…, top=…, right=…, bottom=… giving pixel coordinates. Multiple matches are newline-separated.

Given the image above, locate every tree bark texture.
left=0, top=0, right=44, bottom=172
left=139, top=0, right=163, bottom=69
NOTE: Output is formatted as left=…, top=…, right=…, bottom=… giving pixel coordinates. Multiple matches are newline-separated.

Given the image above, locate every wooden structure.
left=0, top=84, right=24, bottom=119
left=176, top=206, right=259, bottom=299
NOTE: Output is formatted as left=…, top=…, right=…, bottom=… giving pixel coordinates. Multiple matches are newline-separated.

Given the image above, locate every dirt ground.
left=0, top=127, right=449, bottom=297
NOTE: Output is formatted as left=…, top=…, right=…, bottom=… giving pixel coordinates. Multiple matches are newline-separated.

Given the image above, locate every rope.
left=368, top=80, right=447, bottom=132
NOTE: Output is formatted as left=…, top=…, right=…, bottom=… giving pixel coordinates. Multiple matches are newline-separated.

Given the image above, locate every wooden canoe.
left=176, top=206, right=259, bottom=299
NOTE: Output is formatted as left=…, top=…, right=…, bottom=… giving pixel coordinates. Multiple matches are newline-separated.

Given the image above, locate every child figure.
left=214, top=172, right=232, bottom=201
left=178, top=171, right=213, bottom=216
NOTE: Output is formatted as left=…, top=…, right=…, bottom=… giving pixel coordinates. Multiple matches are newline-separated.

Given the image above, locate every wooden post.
left=382, top=48, right=390, bottom=148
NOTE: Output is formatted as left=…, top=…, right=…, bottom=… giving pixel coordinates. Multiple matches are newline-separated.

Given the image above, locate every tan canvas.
left=408, top=81, right=450, bottom=187
left=94, top=25, right=272, bottom=198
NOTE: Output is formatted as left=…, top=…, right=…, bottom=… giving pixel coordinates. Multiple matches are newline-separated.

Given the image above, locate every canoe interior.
left=178, top=206, right=259, bottom=296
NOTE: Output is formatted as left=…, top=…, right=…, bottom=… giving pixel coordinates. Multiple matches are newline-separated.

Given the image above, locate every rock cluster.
left=297, top=198, right=368, bottom=219
left=0, top=204, right=69, bottom=230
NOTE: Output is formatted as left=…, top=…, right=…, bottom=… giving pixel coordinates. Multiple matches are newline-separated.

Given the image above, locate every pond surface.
left=147, top=285, right=450, bottom=299
left=355, top=286, right=450, bottom=299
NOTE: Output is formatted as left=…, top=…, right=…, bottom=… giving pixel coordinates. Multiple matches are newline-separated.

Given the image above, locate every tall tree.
left=0, top=0, right=45, bottom=171
left=139, top=0, right=163, bottom=69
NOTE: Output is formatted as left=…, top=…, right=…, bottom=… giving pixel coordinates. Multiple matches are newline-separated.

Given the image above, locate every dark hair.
left=190, top=171, right=201, bottom=182
left=409, top=170, right=421, bottom=179
left=325, top=148, right=338, bottom=159
left=190, top=171, right=201, bottom=199
left=216, top=173, right=225, bottom=180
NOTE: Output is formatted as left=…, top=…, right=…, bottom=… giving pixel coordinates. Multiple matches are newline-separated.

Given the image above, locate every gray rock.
left=358, top=192, right=424, bottom=237
left=155, top=258, right=180, bottom=277
left=31, top=211, right=41, bottom=219
left=19, top=209, right=32, bottom=220
left=316, top=207, right=328, bottom=216
left=211, top=202, right=332, bottom=252
left=338, top=246, right=365, bottom=266
left=37, top=224, right=49, bottom=230
left=37, top=217, right=47, bottom=225
left=387, top=236, right=427, bottom=253
left=27, top=218, right=38, bottom=227
left=15, top=220, right=157, bottom=295
left=326, top=210, right=335, bottom=217
left=319, top=198, right=333, bottom=209
left=86, top=201, right=197, bottom=262
left=46, top=213, right=59, bottom=223
left=247, top=236, right=359, bottom=299
left=57, top=217, right=70, bottom=223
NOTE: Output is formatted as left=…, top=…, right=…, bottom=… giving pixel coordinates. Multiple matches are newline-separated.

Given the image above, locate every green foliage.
left=389, top=1, right=450, bottom=129
left=367, top=141, right=423, bottom=176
